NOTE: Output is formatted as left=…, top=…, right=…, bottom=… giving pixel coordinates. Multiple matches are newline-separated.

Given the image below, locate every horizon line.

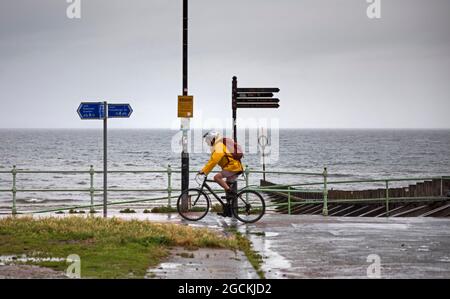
left=1, top=127, right=450, bottom=130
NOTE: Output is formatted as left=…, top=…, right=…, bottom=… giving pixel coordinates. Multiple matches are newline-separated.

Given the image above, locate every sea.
left=1, top=129, right=449, bottom=213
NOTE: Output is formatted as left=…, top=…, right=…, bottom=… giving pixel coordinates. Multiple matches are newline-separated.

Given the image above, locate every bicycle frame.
left=194, top=178, right=232, bottom=207
left=181, top=175, right=265, bottom=223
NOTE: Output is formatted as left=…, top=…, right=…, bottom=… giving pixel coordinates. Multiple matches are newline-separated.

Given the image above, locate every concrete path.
left=240, top=215, right=450, bottom=279
left=119, top=212, right=450, bottom=279
left=0, top=264, right=67, bottom=279
left=146, top=248, right=258, bottom=279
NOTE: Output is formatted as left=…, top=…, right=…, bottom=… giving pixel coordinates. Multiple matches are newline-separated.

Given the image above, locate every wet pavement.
left=7, top=211, right=450, bottom=278
left=137, top=213, right=450, bottom=279
left=146, top=248, right=258, bottom=279
left=241, top=215, right=450, bottom=279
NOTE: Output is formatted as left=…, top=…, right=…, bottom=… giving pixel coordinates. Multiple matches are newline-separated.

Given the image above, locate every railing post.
left=441, top=177, right=444, bottom=197
left=385, top=180, right=390, bottom=217
left=322, top=167, right=328, bottom=216
left=12, top=165, right=17, bottom=215
left=167, top=164, right=172, bottom=208
left=288, top=186, right=292, bottom=215
left=245, top=164, right=250, bottom=189
left=244, top=165, right=250, bottom=202
left=89, top=165, right=95, bottom=213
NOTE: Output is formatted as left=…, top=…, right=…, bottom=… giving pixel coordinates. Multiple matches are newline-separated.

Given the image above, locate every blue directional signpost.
left=108, top=104, right=133, bottom=118
left=77, top=102, right=105, bottom=120
left=77, top=101, right=133, bottom=218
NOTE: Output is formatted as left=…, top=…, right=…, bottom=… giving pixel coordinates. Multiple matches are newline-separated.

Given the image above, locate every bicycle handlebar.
left=195, top=173, right=207, bottom=185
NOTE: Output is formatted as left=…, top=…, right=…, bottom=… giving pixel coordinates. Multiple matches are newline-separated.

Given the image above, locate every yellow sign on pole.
left=178, top=95, right=194, bottom=118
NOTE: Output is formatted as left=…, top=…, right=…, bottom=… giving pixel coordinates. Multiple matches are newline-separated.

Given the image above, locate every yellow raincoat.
left=201, top=139, right=243, bottom=175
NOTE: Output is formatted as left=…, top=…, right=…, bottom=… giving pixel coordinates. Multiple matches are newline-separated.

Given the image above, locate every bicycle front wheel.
left=232, top=190, right=265, bottom=223
left=177, top=189, right=210, bottom=221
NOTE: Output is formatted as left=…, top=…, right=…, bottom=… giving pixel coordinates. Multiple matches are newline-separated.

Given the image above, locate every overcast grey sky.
left=0, top=0, right=449, bottom=129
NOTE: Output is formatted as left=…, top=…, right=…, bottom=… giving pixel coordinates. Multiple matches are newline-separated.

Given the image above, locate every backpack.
left=222, top=137, right=243, bottom=162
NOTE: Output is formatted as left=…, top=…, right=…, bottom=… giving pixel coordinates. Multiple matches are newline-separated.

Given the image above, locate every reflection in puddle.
left=155, top=262, right=181, bottom=270
left=418, top=246, right=430, bottom=252
left=241, top=229, right=292, bottom=279
left=145, top=262, right=181, bottom=278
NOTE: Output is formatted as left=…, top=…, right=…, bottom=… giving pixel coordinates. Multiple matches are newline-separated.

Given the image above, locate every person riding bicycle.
left=198, top=131, right=243, bottom=216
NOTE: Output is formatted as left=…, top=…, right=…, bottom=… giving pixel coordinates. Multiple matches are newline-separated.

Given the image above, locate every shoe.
left=226, top=207, right=233, bottom=217
left=224, top=203, right=233, bottom=217
left=217, top=203, right=233, bottom=218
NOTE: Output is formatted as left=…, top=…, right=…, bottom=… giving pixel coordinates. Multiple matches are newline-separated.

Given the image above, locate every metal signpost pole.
left=231, top=77, right=238, bottom=215
left=103, top=101, right=108, bottom=218
left=181, top=0, right=189, bottom=195
left=232, top=76, right=238, bottom=142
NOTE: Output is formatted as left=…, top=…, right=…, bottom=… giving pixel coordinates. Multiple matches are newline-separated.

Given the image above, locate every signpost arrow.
left=236, top=103, right=280, bottom=109
left=231, top=76, right=281, bottom=143
left=108, top=104, right=133, bottom=118
left=236, top=98, right=280, bottom=103
left=77, top=102, right=105, bottom=120
left=236, top=93, right=274, bottom=98
left=236, top=88, right=280, bottom=93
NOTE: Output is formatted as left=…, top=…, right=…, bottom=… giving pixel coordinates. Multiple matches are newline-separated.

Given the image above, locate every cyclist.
left=198, top=131, right=243, bottom=216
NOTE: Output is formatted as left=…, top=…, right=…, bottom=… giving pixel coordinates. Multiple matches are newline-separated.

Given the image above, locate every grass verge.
left=0, top=216, right=239, bottom=278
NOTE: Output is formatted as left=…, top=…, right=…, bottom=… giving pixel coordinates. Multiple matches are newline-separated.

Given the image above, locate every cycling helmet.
left=203, top=131, right=221, bottom=146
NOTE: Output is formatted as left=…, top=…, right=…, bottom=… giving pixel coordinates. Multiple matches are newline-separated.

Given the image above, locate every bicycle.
left=176, top=174, right=265, bottom=223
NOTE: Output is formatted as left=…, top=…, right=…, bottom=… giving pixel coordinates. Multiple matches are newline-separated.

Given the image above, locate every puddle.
left=265, top=232, right=279, bottom=238
left=156, top=262, right=181, bottom=270
left=23, top=199, right=46, bottom=204
left=418, top=246, right=430, bottom=252
left=0, top=254, right=65, bottom=266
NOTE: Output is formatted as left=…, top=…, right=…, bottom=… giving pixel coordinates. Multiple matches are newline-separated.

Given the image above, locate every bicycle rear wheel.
left=231, top=190, right=265, bottom=223
left=177, top=189, right=210, bottom=221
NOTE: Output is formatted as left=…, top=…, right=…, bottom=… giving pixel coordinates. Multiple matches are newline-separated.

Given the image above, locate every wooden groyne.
left=261, top=179, right=450, bottom=217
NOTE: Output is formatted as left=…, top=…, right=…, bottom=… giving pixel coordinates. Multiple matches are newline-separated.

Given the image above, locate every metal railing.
left=249, top=172, right=449, bottom=216
left=0, top=165, right=448, bottom=216
left=0, top=165, right=232, bottom=215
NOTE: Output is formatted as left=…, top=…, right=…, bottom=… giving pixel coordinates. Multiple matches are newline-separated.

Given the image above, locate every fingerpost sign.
left=231, top=76, right=281, bottom=142
left=77, top=101, right=133, bottom=218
